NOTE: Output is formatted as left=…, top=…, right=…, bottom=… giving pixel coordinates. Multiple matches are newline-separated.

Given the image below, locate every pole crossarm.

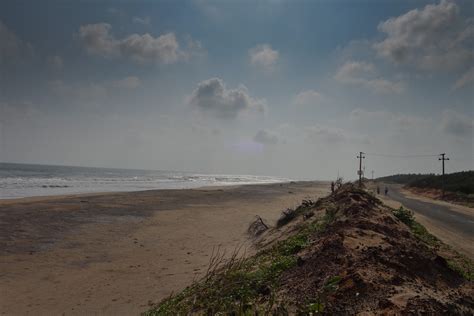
left=438, top=153, right=450, bottom=197
left=357, top=152, right=365, bottom=187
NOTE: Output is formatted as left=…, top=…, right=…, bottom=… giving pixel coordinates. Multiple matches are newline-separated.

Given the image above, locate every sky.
left=0, top=0, right=473, bottom=180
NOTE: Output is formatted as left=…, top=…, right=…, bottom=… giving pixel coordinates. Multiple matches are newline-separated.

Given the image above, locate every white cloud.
left=373, top=0, right=474, bottom=71
left=293, top=90, right=323, bottom=106
left=452, top=67, right=474, bottom=91
left=78, top=23, right=117, bottom=57
left=47, top=55, right=64, bottom=69
left=335, top=61, right=376, bottom=81
left=335, top=61, right=404, bottom=94
left=0, top=19, right=32, bottom=63
left=249, top=44, right=279, bottom=70
left=189, top=78, right=267, bottom=119
left=441, top=110, right=473, bottom=137
left=78, top=23, right=200, bottom=64
left=132, top=16, right=151, bottom=26
left=254, top=129, right=279, bottom=145
left=119, top=32, right=181, bottom=64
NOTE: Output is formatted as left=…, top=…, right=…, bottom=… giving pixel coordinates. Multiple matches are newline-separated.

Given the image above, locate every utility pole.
left=357, top=152, right=365, bottom=187
left=439, top=153, right=449, bottom=197
left=371, top=170, right=374, bottom=180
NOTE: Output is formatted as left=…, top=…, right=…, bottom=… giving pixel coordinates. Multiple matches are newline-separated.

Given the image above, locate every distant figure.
left=331, top=181, right=335, bottom=194
left=376, top=186, right=380, bottom=195
left=384, top=186, right=389, bottom=196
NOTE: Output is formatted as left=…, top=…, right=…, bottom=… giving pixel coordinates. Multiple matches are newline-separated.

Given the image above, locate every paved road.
left=386, top=184, right=474, bottom=238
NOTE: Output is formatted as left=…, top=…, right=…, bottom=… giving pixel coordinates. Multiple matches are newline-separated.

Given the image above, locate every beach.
left=0, top=181, right=329, bottom=315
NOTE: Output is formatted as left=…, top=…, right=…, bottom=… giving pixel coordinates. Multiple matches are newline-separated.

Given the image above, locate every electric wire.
left=364, top=152, right=440, bottom=158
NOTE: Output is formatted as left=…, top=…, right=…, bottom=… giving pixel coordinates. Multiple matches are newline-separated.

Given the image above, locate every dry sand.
left=0, top=181, right=329, bottom=315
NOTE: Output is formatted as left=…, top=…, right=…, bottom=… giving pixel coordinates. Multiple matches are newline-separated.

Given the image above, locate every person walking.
left=384, top=186, right=389, bottom=196
left=376, top=186, right=380, bottom=194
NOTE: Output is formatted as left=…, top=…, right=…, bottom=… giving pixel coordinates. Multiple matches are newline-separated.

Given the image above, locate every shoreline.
left=0, top=180, right=299, bottom=203
left=0, top=181, right=329, bottom=315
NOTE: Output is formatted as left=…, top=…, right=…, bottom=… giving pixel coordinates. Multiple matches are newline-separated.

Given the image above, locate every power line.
left=365, top=152, right=439, bottom=158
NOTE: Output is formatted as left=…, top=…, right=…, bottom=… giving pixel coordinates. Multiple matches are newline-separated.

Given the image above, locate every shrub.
left=392, top=206, right=415, bottom=226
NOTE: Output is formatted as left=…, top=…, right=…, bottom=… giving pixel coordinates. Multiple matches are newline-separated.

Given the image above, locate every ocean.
left=0, top=163, right=290, bottom=199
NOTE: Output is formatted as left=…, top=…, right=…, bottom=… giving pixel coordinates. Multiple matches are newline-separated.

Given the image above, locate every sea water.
left=0, top=163, right=289, bottom=199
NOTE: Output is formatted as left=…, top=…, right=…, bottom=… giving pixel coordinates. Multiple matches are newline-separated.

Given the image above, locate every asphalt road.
left=385, top=184, right=474, bottom=238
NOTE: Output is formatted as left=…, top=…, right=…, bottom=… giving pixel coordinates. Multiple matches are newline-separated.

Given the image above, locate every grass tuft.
left=145, top=203, right=338, bottom=315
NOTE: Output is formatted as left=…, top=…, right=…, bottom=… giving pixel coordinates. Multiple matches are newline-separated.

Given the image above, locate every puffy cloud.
left=78, top=23, right=200, bottom=64
left=79, top=23, right=117, bottom=57
left=189, top=78, right=267, bottom=119
left=373, top=0, right=474, bottom=71
left=249, top=44, right=279, bottom=69
left=441, top=110, right=473, bottom=137
left=254, top=129, right=279, bottom=145
left=119, top=32, right=180, bottom=64
left=335, top=61, right=376, bottom=80
left=452, top=67, right=474, bottom=91
left=0, top=19, right=32, bottom=63
left=335, top=61, right=404, bottom=94
left=293, top=90, right=323, bottom=106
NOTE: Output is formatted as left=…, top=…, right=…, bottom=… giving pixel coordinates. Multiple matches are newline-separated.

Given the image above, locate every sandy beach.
left=0, top=181, right=329, bottom=315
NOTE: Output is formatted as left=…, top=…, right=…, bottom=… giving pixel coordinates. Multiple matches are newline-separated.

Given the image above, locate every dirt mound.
left=146, top=183, right=473, bottom=315
left=276, top=183, right=473, bottom=314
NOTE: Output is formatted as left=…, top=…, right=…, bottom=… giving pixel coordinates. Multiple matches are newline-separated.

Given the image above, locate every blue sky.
left=0, top=0, right=473, bottom=179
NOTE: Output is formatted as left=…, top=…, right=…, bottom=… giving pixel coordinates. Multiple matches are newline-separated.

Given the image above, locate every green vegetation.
left=408, top=171, right=474, bottom=195
left=146, top=188, right=473, bottom=315
left=145, top=208, right=336, bottom=315
left=377, top=173, right=434, bottom=185
left=392, top=206, right=473, bottom=281
left=276, top=199, right=316, bottom=227
left=377, top=171, right=474, bottom=195
left=447, top=258, right=474, bottom=281
left=392, top=207, right=439, bottom=247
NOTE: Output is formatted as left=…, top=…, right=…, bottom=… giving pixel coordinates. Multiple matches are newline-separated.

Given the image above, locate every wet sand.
left=0, top=181, right=329, bottom=315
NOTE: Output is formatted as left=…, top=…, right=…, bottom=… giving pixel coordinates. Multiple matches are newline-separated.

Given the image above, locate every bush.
left=392, top=207, right=415, bottom=226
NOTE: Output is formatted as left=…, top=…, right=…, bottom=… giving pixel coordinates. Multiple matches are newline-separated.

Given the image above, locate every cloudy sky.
left=0, top=0, right=473, bottom=180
